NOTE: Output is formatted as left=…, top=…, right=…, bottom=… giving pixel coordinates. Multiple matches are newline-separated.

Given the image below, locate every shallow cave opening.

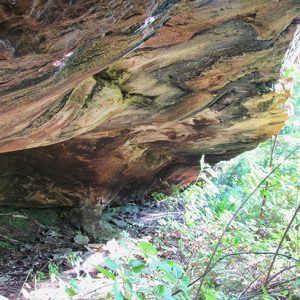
left=1, top=2, right=300, bottom=299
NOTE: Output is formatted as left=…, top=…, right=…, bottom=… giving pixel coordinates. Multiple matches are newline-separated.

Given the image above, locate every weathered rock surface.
left=0, top=0, right=299, bottom=210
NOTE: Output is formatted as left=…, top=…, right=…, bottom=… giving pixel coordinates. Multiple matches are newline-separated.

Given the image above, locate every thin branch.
left=265, top=200, right=300, bottom=284
left=194, top=145, right=300, bottom=299
left=237, top=273, right=262, bottom=300
left=268, top=264, right=296, bottom=283
left=0, top=233, right=21, bottom=244
left=18, top=268, right=33, bottom=296
left=172, top=251, right=298, bottom=296
left=76, top=282, right=115, bottom=300
left=259, top=134, right=278, bottom=219
left=240, top=266, right=297, bottom=299
left=240, top=277, right=297, bottom=300
left=269, top=134, right=278, bottom=169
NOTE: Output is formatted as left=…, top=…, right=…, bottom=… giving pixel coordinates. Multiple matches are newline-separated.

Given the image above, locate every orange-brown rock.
left=0, top=0, right=299, bottom=211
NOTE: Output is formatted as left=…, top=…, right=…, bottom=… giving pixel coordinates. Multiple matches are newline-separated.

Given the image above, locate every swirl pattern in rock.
left=0, top=0, right=299, bottom=209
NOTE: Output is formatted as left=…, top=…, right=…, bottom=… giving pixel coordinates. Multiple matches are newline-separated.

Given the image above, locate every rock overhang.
left=0, top=0, right=299, bottom=209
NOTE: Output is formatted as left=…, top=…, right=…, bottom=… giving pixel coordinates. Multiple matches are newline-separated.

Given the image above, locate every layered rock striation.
left=0, top=0, right=299, bottom=210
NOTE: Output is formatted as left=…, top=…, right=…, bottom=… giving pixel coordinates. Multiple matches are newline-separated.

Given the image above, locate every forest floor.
left=0, top=201, right=183, bottom=300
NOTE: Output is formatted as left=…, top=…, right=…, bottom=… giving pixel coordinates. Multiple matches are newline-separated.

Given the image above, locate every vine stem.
left=194, top=145, right=299, bottom=299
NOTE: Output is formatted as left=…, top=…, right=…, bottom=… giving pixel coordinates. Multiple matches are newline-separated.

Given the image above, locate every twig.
left=259, top=134, right=278, bottom=219
left=76, top=282, right=115, bottom=300
left=172, top=251, right=298, bottom=296
left=268, top=264, right=296, bottom=283
left=265, top=200, right=300, bottom=284
left=33, top=258, right=54, bottom=289
left=0, top=233, right=21, bottom=244
left=269, top=134, right=278, bottom=169
left=240, top=277, right=297, bottom=300
left=0, top=213, right=28, bottom=218
left=194, top=145, right=300, bottom=299
left=268, top=277, right=297, bottom=290
left=18, top=268, right=33, bottom=296
left=240, top=266, right=297, bottom=299
left=0, top=212, right=46, bottom=229
left=237, top=273, right=262, bottom=299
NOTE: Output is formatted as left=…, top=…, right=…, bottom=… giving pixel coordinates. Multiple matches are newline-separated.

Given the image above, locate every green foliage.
left=35, top=271, right=46, bottom=282
left=25, top=209, right=60, bottom=227
left=66, top=251, right=83, bottom=267
left=48, top=262, right=60, bottom=282
left=65, top=287, right=76, bottom=297
left=65, top=278, right=81, bottom=297
left=94, top=240, right=190, bottom=300
left=0, top=241, right=13, bottom=249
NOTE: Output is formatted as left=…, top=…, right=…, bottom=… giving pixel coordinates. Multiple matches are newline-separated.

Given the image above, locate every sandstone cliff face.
left=0, top=0, right=299, bottom=210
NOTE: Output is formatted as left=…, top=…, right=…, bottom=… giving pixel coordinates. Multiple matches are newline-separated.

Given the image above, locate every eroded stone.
left=0, top=0, right=299, bottom=210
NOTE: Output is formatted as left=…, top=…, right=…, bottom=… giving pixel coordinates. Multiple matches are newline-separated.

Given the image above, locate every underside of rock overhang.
left=0, top=0, right=299, bottom=209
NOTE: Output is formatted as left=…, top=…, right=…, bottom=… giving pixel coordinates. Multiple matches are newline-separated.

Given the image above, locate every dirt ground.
left=0, top=201, right=182, bottom=299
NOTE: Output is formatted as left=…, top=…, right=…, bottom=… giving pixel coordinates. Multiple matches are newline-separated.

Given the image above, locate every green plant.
left=95, top=241, right=191, bottom=299
left=65, top=278, right=81, bottom=297
left=0, top=241, right=12, bottom=249
left=48, top=262, right=60, bottom=282
left=35, top=271, right=46, bottom=282
left=66, top=251, right=83, bottom=268
left=145, top=123, right=299, bottom=299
